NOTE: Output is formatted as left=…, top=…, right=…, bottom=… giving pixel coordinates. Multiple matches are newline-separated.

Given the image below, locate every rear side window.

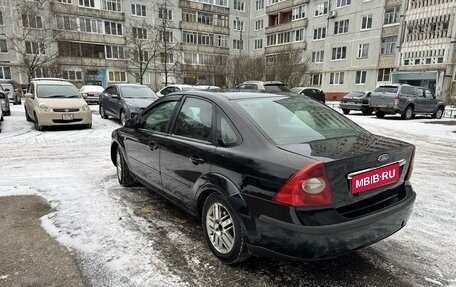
left=374, top=86, right=398, bottom=93
left=217, top=110, right=241, bottom=147
left=237, top=97, right=366, bottom=145
left=264, top=84, right=290, bottom=92
left=400, top=86, right=416, bottom=96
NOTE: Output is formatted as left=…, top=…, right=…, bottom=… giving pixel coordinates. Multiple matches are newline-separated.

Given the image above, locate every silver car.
left=0, top=82, right=21, bottom=105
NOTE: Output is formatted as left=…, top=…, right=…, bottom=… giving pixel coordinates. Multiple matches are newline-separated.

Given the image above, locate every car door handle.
left=148, top=141, right=159, bottom=151
left=189, top=155, right=205, bottom=165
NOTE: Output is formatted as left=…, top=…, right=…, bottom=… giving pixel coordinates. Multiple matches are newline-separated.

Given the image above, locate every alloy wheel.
left=206, top=203, right=235, bottom=254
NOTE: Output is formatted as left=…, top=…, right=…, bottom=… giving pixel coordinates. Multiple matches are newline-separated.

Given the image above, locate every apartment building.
left=395, top=0, right=456, bottom=100
left=0, top=0, right=454, bottom=98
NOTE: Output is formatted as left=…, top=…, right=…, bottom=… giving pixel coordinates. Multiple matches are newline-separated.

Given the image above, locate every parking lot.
left=1, top=103, right=455, bottom=287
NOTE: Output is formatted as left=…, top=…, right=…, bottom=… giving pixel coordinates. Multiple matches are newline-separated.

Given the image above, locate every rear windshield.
left=374, top=86, right=399, bottom=93
left=346, top=91, right=365, bottom=97
left=120, top=86, right=159, bottom=99
left=264, top=84, right=290, bottom=92
left=36, top=84, right=81, bottom=98
left=236, top=97, right=366, bottom=145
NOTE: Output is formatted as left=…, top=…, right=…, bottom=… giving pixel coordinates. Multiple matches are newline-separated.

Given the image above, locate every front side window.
left=173, top=98, right=213, bottom=142
left=139, top=101, right=178, bottom=132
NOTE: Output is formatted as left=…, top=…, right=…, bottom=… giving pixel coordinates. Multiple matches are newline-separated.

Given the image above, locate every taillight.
left=405, top=146, right=416, bottom=181
left=394, top=96, right=399, bottom=108
left=273, top=162, right=333, bottom=208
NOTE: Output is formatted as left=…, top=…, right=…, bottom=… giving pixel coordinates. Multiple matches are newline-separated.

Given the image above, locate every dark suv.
left=369, top=84, right=446, bottom=120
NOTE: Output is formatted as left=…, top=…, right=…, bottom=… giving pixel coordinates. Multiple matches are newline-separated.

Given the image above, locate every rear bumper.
left=246, top=185, right=416, bottom=261
left=340, top=102, right=369, bottom=110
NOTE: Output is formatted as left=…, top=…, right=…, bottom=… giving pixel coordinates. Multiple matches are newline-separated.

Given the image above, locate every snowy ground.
left=0, top=103, right=455, bottom=287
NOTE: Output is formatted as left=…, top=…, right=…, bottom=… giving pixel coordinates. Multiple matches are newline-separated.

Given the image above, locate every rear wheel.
left=401, top=106, right=414, bottom=120
left=202, top=193, right=250, bottom=265
left=342, top=109, right=350, bottom=115
left=116, top=148, right=135, bottom=187
left=375, top=110, right=385, bottom=118
left=100, top=105, right=108, bottom=119
left=432, top=107, right=444, bottom=119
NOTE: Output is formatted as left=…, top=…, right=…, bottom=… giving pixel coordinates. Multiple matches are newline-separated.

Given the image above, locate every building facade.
left=0, top=0, right=454, bottom=99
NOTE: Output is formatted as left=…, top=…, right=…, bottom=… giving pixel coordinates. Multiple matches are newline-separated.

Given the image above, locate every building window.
left=160, top=31, right=174, bottom=43
left=134, top=49, right=149, bottom=62
left=79, top=0, right=95, bottom=8
left=355, top=71, right=367, bottom=84
left=80, top=18, right=103, bottom=33
left=131, top=4, right=146, bottom=16
left=256, top=0, right=264, bottom=10
left=384, top=6, right=400, bottom=25
left=56, top=15, right=78, bottom=31
left=160, top=52, right=174, bottom=64
left=315, top=2, right=328, bottom=16
left=312, top=51, right=324, bottom=63
left=334, top=19, right=349, bottom=34
left=62, top=70, right=83, bottom=81
left=104, top=21, right=123, bottom=35
left=233, top=39, right=243, bottom=50
left=132, top=27, right=147, bottom=39
left=106, top=45, right=124, bottom=59
left=331, top=46, right=347, bottom=60
left=330, top=72, right=344, bottom=85
left=336, top=0, right=351, bottom=8
left=0, top=11, right=3, bottom=26
left=254, top=39, right=263, bottom=49
left=159, top=8, right=173, bottom=20
left=58, top=0, right=72, bottom=3
left=109, top=71, right=127, bottom=82
left=103, top=0, right=121, bottom=11
left=377, top=68, right=392, bottom=82
left=233, top=20, right=244, bottom=31
left=0, top=66, right=11, bottom=79
left=22, top=14, right=42, bottom=29
left=313, top=27, right=326, bottom=40
left=294, top=29, right=304, bottom=41
left=215, top=0, right=228, bottom=7
left=311, top=74, right=322, bottom=85
left=357, top=43, right=369, bottom=58
left=0, top=39, right=7, bottom=53
left=381, top=36, right=396, bottom=54
left=361, top=15, right=372, bottom=30
left=234, top=0, right=245, bottom=11
left=25, top=41, right=45, bottom=54
left=292, top=5, right=306, bottom=21
left=254, top=19, right=264, bottom=30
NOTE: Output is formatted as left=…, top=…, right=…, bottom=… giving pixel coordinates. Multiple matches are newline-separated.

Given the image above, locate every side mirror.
left=25, top=93, right=34, bottom=99
left=124, top=118, right=136, bottom=128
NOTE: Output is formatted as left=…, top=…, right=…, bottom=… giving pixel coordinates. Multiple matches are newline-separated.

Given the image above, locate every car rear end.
left=0, top=91, right=10, bottom=115
left=340, top=91, right=369, bottom=111
left=232, top=96, right=416, bottom=260
left=369, top=86, right=400, bottom=113
left=81, top=86, right=104, bottom=104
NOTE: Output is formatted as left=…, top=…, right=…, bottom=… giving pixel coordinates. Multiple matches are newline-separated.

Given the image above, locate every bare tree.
left=225, top=55, right=265, bottom=88
left=265, top=47, right=311, bottom=87
left=3, top=0, right=60, bottom=82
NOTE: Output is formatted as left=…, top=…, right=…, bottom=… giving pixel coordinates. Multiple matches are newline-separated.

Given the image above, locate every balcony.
left=378, top=54, right=396, bottom=68
left=179, top=0, right=229, bottom=15
left=179, top=22, right=229, bottom=35
left=57, top=56, right=127, bottom=68
left=54, top=30, right=125, bottom=45
left=179, top=43, right=229, bottom=54
left=266, top=0, right=309, bottom=15
left=265, top=18, right=307, bottom=34
left=50, top=2, right=125, bottom=21
left=264, top=41, right=307, bottom=54
left=381, top=25, right=400, bottom=37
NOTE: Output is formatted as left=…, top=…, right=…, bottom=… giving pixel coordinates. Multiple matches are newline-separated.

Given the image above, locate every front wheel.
left=362, top=107, right=374, bottom=115
left=34, top=113, right=44, bottom=131
left=432, top=107, right=444, bottom=119
left=202, top=193, right=250, bottom=265
left=116, top=148, right=135, bottom=187
left=25, top=107, right=32, bottom=122
left=100, top=105, right=108, bottom=119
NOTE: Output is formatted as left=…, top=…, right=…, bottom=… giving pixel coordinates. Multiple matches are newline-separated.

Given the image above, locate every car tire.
left=342, top=109, right=350, bottom=115
left=25, top=107, right=32, bottom=122
left=401, top=106, right=414, bottom=120
left=202, top=193, right=250, bottom=265
left=375, top=110, right=385, bottom=118
left=116, top=148, right=135, bottom=187
left=362, top=108, right=373, bottom=115
left=120, top=110, right=126, bottom=126
left=85, top=123, right=92, bottom=129
left=432, top=107, right=444, bottom=119
left=33, top=113, right=44, bottom=131
left=100, top=105, right=108, bottom=119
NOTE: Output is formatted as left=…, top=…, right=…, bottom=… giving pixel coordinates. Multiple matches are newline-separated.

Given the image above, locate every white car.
left=80, top=85, right=104, bottom=104
left=24, top=79, right=92, bottom=131
left=156, top=84, right=196, bottom=97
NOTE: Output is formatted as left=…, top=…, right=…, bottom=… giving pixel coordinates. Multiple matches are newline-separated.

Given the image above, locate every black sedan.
left=99, top=84, right=159, bottom=126
left=340, top=91, right=373, bottom=115
left=111, top=91, right=416, bottom=264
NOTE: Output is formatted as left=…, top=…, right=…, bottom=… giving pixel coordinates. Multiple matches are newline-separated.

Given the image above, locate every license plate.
left=350, top=163, right=400, bottom=194
left=62, top=114, right=74, bottom=120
